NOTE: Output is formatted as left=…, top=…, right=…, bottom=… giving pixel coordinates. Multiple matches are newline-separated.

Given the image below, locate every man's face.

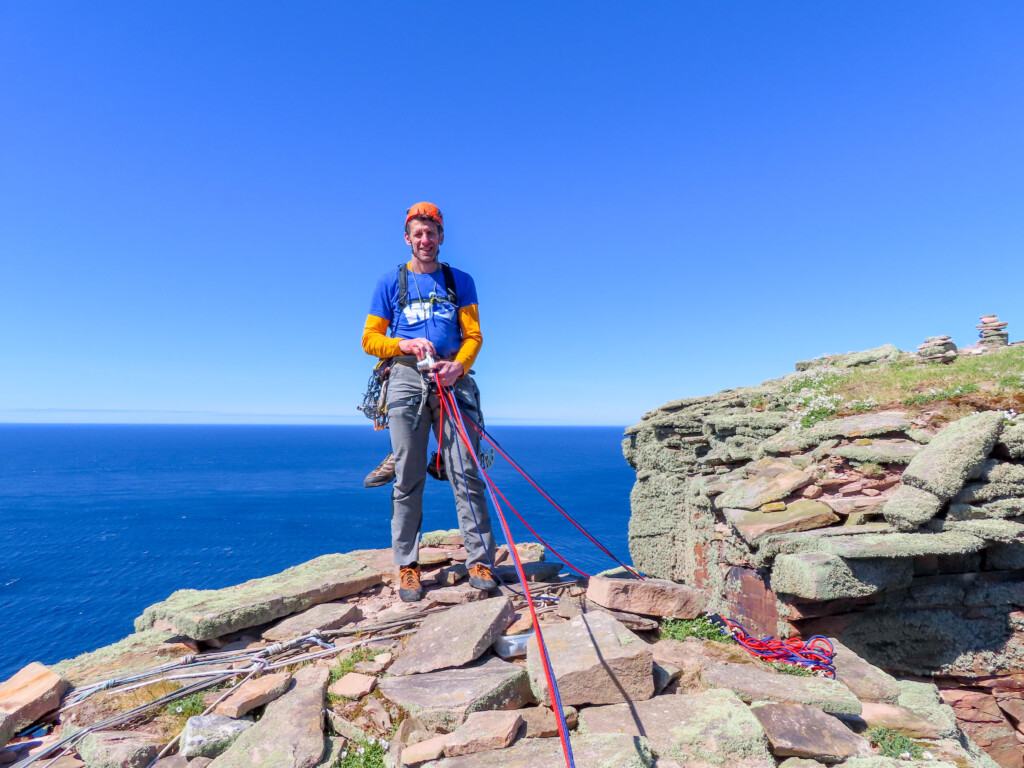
left=405, top=218, right=443, bottom=267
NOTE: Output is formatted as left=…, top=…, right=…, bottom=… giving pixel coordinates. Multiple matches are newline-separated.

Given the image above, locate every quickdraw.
left=357, top=360, right=391, bottom=430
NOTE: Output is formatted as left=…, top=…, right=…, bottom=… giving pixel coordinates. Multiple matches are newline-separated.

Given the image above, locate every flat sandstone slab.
left=586, top=575, right=706, bottom=618
left=703, top=662, right=862, bottom=715
left=726, top=501, right=839, bottom=545
left=0, top=662, right=69, bottom=749
left=214, top=672, right=292, bottom=718
left=526, top=611, right=654, bottom=706
left=580, top=688, right=773, bottom=768
left=715, top=458, right=812, bottom=510
left=419, top=732, right=653, bottom=767
left=134, top=553, right=383, bottom=640
left=831, top=640, right=901, bottom=704
left=751, top=703, right=873, bottom=761
left=389, top=596, right=514, bottom=676
left=208, top=665, right=328, bottom=768
left=378, top=656, right=533, bottom=733
left=261, top=601, right=362, bottom=642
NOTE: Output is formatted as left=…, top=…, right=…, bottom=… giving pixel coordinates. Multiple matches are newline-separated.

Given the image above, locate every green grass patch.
left=165, top=691, right=205, bottom=717
left=868, top=726, right=924, bottom=759
left=660, top=616, right=730, bottom=643
left=766, top=661, right=814, bottom=677
left=333, top=738, right=387, bottom=767
left=838, top=345, right=1024, bottom=406
left=902, top=382, right=980, bottom=405
left=329, top=645, right=377, bottom=685
left=853, top=462, right=885, bottom=478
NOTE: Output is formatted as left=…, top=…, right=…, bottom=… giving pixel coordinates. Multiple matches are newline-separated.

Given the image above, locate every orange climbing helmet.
left=405, top=202, right=444, bottom=231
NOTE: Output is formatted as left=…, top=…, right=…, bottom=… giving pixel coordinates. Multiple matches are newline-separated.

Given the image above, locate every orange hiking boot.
left=397, top=565, right=422, bottom=603
left=468, top=563, right=497, bottom=591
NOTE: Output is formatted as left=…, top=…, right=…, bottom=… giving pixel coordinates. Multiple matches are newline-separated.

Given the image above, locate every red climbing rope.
left=466, top=418, right=644, bottom=580
left=718, top=616, right=837, bottom=677
left=435, top=379, right=576, bottom=768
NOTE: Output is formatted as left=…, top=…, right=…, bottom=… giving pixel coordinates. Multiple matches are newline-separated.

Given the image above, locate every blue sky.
left=2, top=2, right=1022, bottom=426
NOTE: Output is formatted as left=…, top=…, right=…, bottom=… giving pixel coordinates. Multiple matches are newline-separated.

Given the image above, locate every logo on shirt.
left=402, top=289, right=456, bottom=325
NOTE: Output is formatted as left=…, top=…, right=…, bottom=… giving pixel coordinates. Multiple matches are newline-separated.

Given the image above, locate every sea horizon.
left=0, top=423, right=638, bottom=680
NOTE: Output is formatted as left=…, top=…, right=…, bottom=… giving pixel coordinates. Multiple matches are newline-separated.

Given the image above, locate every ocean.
left=0, top=424, right=637, bottom=682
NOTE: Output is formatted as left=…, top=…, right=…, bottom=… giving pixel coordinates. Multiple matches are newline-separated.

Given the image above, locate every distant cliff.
left=623, top=333, right=1024, bottom=766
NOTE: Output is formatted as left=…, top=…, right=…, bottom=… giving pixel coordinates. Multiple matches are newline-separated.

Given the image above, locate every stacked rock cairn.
left=978, top=314, right=1009, bottom=348
left=917, top=335, right=957, bottom=363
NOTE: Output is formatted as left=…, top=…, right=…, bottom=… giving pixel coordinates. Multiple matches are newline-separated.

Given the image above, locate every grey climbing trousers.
left=385, top=363, right=496, bottom=569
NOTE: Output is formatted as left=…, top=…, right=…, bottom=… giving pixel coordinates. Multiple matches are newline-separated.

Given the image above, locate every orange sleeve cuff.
left=361, top=314, right=402, bottom=358
left=455, top=304, right=483, bottom=373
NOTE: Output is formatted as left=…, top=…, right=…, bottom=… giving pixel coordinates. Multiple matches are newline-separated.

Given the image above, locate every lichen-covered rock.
left=841, top=758, right=958, bottom=768
left=955, top=461, right=1024, bottom=508
left=526, top=611, right=654, bottom=706
left=54, top=629, right=195, bottom=686
left=181, top=714, right=253, bottom=759
left=134, top=553, right=383, bottom=640
left=580, top=689, right=773, bottom=768
left=901, top=412, right=1005, bottom=501
left=857, top=701, right=948, bottom=739
left=759, top=529, right=985, bottom=562
left=770, top=553, right=912, bottom=600
left=832, top=439, right=921, bottom=465
left=419, top=732, right=654, bottom=767
left=882, top=484, right=945, bottom=531
left=77, top=731, right=161, bottom=768
left=942, top=518, right=1024, bottom=544
left=949, top=499, right=1024, bottom=520
left=897, top=675, right=969, bottom=740
left=702, top=663, right=862, bottom=715
left=997, top=423, right=1024, bottom=460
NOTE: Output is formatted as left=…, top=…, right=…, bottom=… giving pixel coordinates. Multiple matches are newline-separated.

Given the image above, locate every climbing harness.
left=356, top=261, right=460, bottom=433
left=708, top=614, right=837, bottom=677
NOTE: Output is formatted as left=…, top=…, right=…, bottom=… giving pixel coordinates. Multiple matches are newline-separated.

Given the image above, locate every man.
left=361, top=202, right=498, bottom=602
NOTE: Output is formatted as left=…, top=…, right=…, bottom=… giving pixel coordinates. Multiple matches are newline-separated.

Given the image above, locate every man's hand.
left=431, top=360, right=464, bottom=388
left=398, top=337, right=435, bottom=360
